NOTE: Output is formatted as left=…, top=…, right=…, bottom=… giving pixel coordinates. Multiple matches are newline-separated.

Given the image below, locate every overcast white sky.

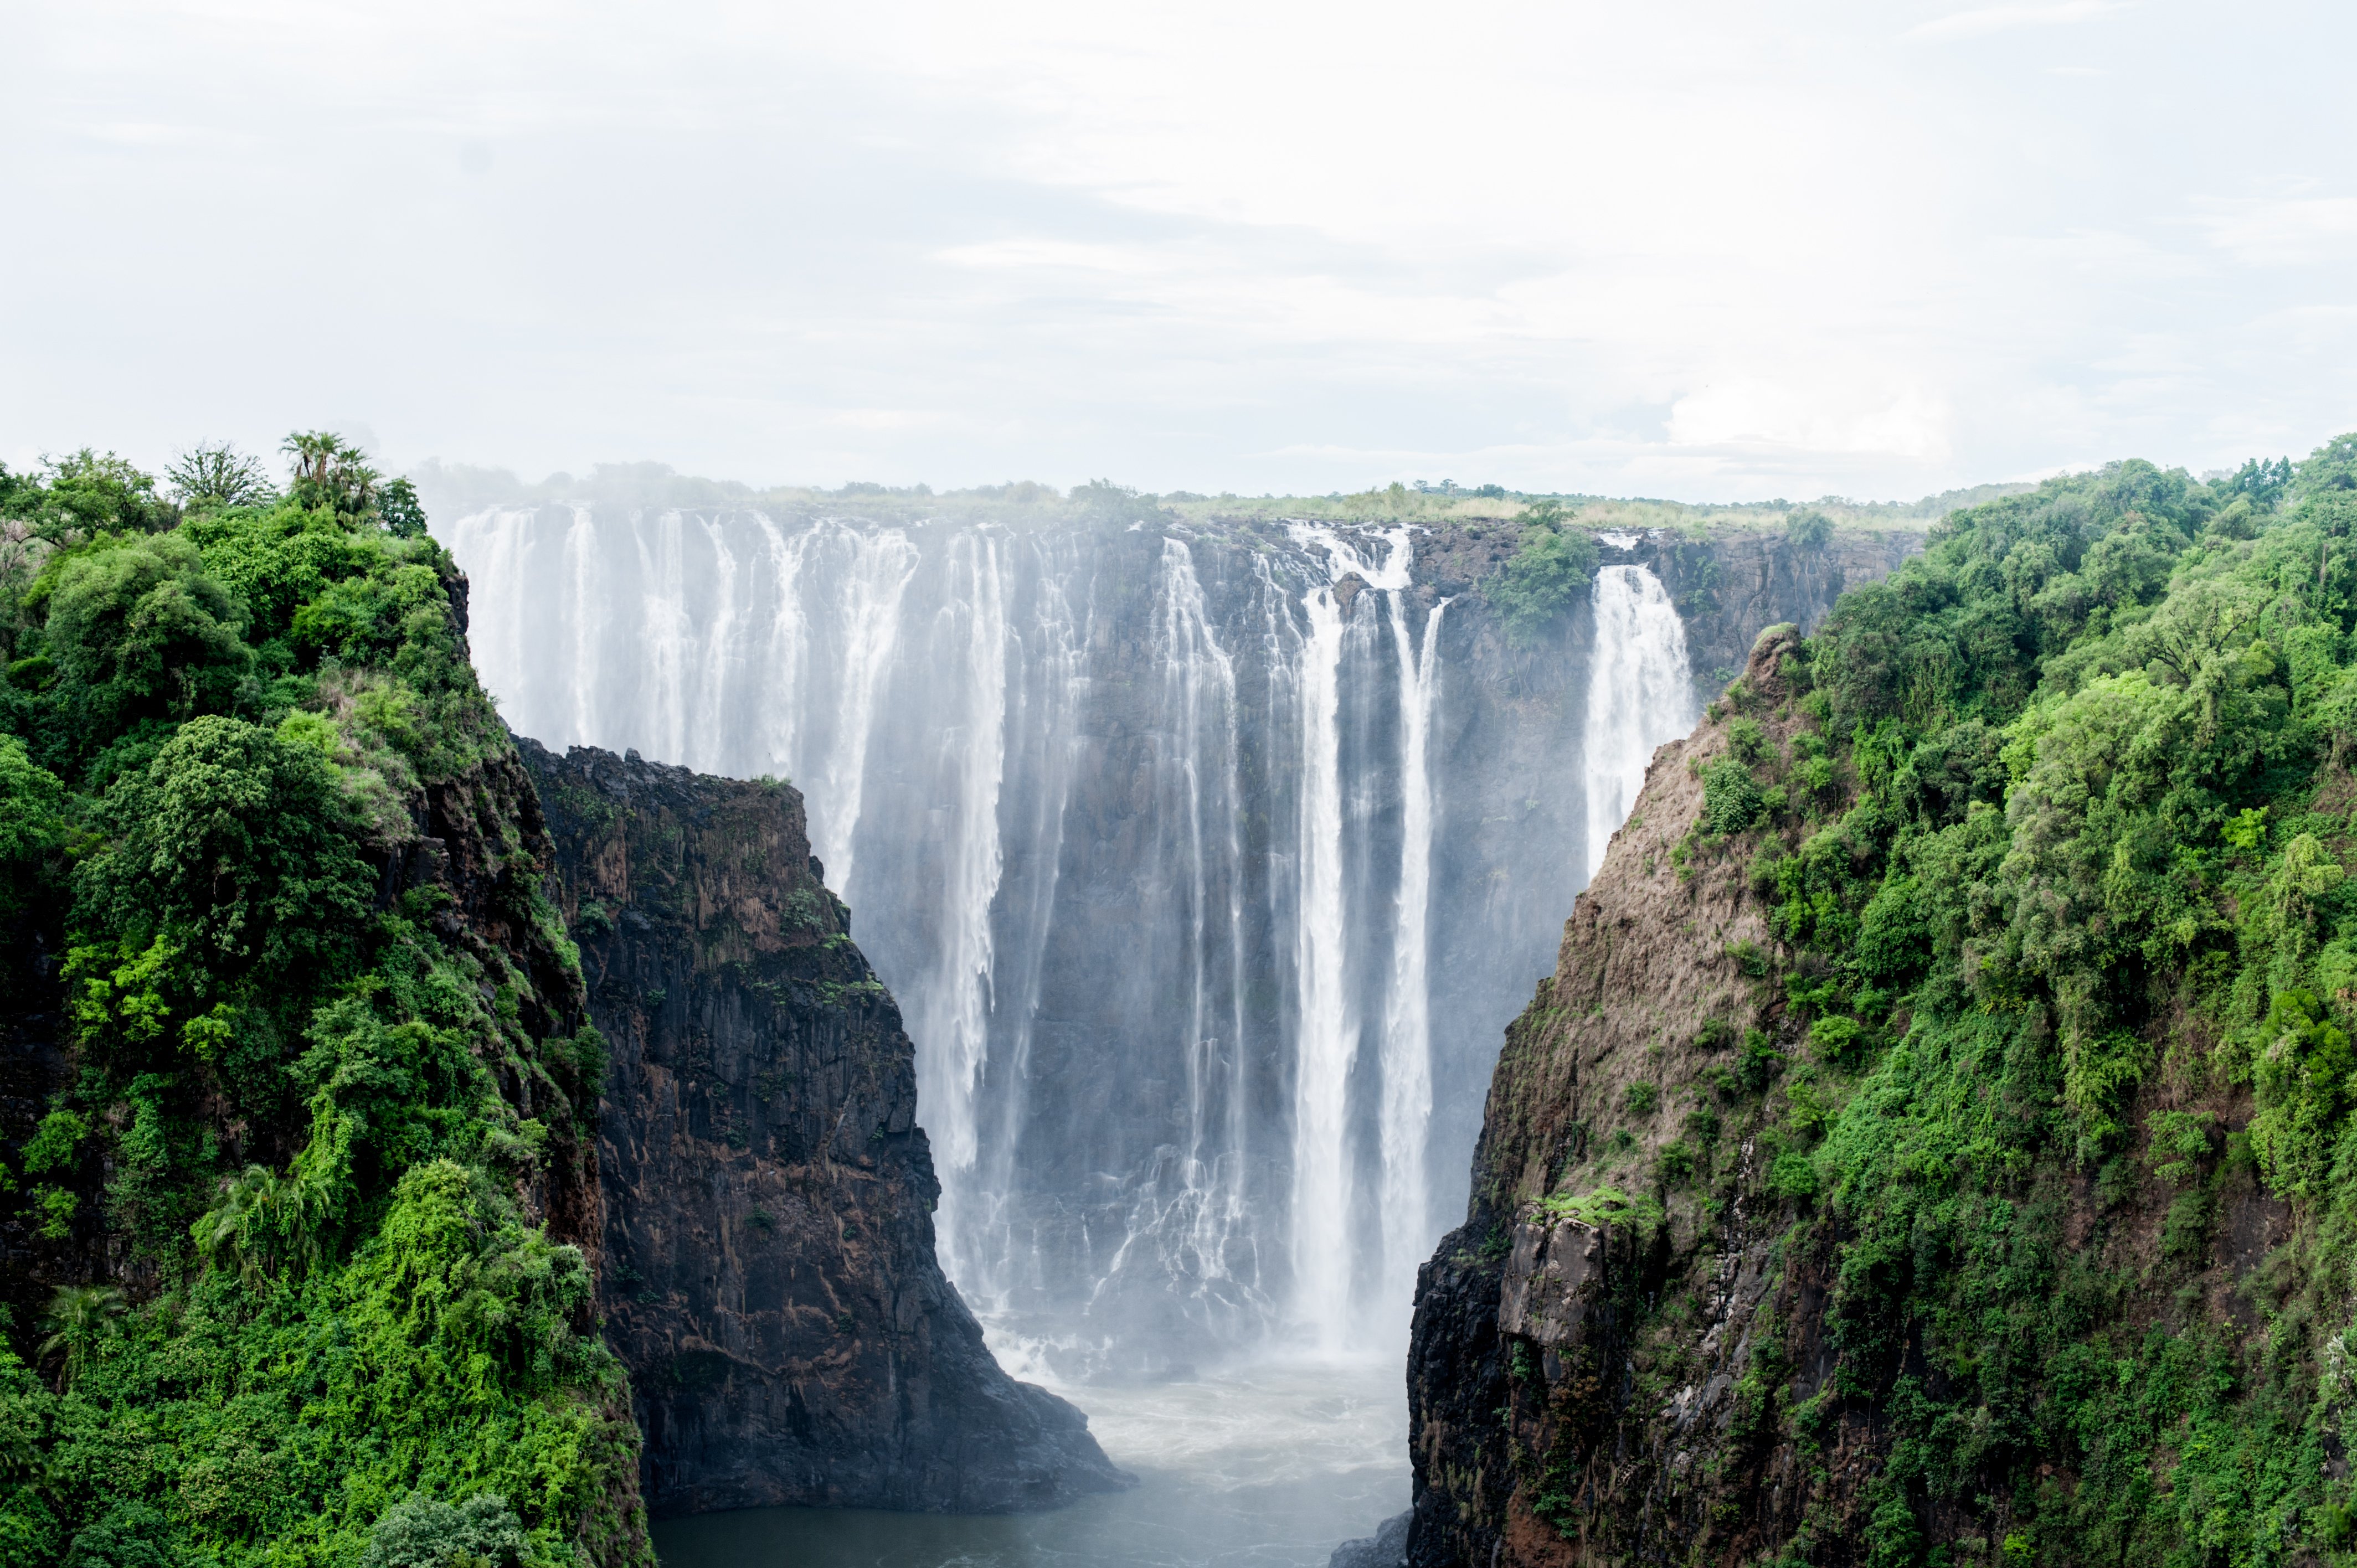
left=5, top=1, right=2354, bottom=502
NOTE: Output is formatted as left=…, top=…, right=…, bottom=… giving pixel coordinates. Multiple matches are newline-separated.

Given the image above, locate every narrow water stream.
left=650, top=1355, right=1407, bottom=1568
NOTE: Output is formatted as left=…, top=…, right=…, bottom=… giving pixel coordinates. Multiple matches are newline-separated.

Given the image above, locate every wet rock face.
left=1496, top=1219, right=1604, bottom=1348
left=1402, top=627, right=1838, bottom=1567
left=1643, top=528, right=1925, bottom=705
left=520, top=739, right=1131, bottom=1517
left=1330, top=1509, right=1412, bottom=1568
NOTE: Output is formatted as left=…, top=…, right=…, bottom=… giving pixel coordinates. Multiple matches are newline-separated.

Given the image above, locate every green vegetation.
left=1535, top=1184, right=1661, bottom=1231
left=1488, top=501, right=1603, bottom=646
left=1695, top=436, right=2357, bottom=1565
left=0, top=442, right=645, bottom=1564
left=403, top=457, right=2008, bottom=538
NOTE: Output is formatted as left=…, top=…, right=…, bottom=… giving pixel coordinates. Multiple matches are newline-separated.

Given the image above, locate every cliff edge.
left=1405, top=462, right=2339, bottom=1567
left=520, top=739, right=1132, bottom=1517
left=1405, top=628, right=1807, bottom=1567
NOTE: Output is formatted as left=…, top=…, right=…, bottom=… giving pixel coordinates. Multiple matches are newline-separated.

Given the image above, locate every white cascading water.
left=966, top=554, right=1087, bottom=1314
left=1380, top=594, right=1448, bottom=1314
left=911, top=532, right=1012, bottom=1281
left=1282, top=524, right=1434, bottom=1347
left=1582, top=564, right=1695, bottom=881
left=810, top=527, right=920, bottom=886
left=1287, top=551, right=1354, bottom=1349
left=1155, top=539, right=1254, bottom=1313
left=443, top=507, right=1694, bottom=1368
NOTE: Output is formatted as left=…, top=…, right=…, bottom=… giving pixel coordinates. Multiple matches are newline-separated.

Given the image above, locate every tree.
left=38, top=1285, right=124, bottom=1390
left=2224, top=455, right=2291, bottom=508
left=1489, top=502, right=1599, bottom=645
left=34, top=531, right=251, bottom=738
left=33, top=451, right=178, bottom=538
left=63, top=1502, right=172, bottom=1568
left=71, top=714, right=371, bottom=997
left=1071, top=478, right=1154, bottom=526
left=361, top=1491, right=527, bottom=1568
left=282, top=431, right=380, bottom=519
left=1786, top=508, right=1834, bottom=550
left=1518, top=497, right=1569, bottom=530
left=0, top=735, right=67, bottom=920
left=191, top=1163, right=286, bottom=1284
left=2294, top=432, right=2357, bottom=499
left=378, top=476, right=428, bottom=539
left=168, top=442, right=278, bottom=510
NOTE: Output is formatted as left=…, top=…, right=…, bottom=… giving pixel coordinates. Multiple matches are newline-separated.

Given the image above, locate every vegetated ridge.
left=410, top=457, right=2018, bottom=537
left=520, top=739, right=1129, bottom=1514
left=0, top=441, right=647, bottom=1562
left=1408, top=442, right=2357, bottom=1567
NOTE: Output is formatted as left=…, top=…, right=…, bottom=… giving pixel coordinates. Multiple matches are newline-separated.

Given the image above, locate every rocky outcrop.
left=1644, top=528, right=1924, bottom=700
left=1402, top=627, right=1833, bottom=1567
left=519, top=739, right=1132, bottom=1517
left=1401, top=610, right=2306, bottom=1566
left=1331, top=1509, right=1412, bottom=1568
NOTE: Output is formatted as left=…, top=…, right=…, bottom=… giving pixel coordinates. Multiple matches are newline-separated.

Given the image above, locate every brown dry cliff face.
left=521, top=740, right=1132, bottom=1518
left=1407, top=626, right=1828, bottom=1568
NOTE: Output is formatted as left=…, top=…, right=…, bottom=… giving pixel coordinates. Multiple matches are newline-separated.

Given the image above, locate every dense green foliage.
left=0, top=445, right=643, bottom=1565
left=1696, top=438, right=2357, bottom=1565
left=1490, top=499, right=1602, bottom=645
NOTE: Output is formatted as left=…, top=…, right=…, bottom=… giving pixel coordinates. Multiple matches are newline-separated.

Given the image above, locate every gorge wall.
left=452, top=508, right=1919, bottom=1366
left=1398, top=461, right=2357, bottom=1568
left=1404, top=628, right=1808, bottom=1568
left=519, top=738, right=1129, bottom=1515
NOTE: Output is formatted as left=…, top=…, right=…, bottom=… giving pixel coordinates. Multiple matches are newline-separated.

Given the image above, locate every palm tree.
left=281, top=430, right=379, bottom=518
left=38, top=1284, right=125, bottom=1391
left=192, top=1164, right=276, bottom=1285
left=191, top=1153, right=348, bottom=1283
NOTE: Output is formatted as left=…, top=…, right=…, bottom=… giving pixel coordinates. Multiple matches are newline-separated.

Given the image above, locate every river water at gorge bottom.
left=649, top=1353, right=1408, bottom=1568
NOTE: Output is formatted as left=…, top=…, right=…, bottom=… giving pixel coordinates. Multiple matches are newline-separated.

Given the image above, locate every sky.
left=5, top=0, right=2356, bottom=503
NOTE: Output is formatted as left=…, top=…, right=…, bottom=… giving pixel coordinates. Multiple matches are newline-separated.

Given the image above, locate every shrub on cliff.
left=1489, top=501, right=1601, bottom=645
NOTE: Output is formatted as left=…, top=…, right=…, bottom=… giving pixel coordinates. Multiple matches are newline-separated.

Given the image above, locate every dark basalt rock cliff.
left=519, top=739, right=1131, bottom=1517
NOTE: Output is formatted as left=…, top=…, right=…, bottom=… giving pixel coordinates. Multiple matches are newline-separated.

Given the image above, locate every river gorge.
left=442, top=502, right=1917, bottom=1561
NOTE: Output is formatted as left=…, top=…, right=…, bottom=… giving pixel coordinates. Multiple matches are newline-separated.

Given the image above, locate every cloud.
left=1908, top=1, right=2127, bottom=41
left=3, top=0, right=2355, bottom=503
left=2192, top=194, right=2357, bottom=268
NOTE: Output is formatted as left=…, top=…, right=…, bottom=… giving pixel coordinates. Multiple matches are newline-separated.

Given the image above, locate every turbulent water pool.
left=650, top=1354, right=1408, bottom=1568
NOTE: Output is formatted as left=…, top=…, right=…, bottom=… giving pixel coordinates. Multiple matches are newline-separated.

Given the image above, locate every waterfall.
left=1380, top=595, right=1447, bottom=1315
left=1582, top=564, right=1695, bottom=882
left=911, top=533, right=1012, bottom=1280
left=1288, top=556, right=1355, bottom=1350
left=444, top=506, right=1696, bottom=1366
left=813, top=526, right=920, bottom=886
left=1283, top=524, right=1429, bottom=1346
left=967, top=551, right=1087, bottom=1314
left=1154, top=540, right=1253, bottom=1311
